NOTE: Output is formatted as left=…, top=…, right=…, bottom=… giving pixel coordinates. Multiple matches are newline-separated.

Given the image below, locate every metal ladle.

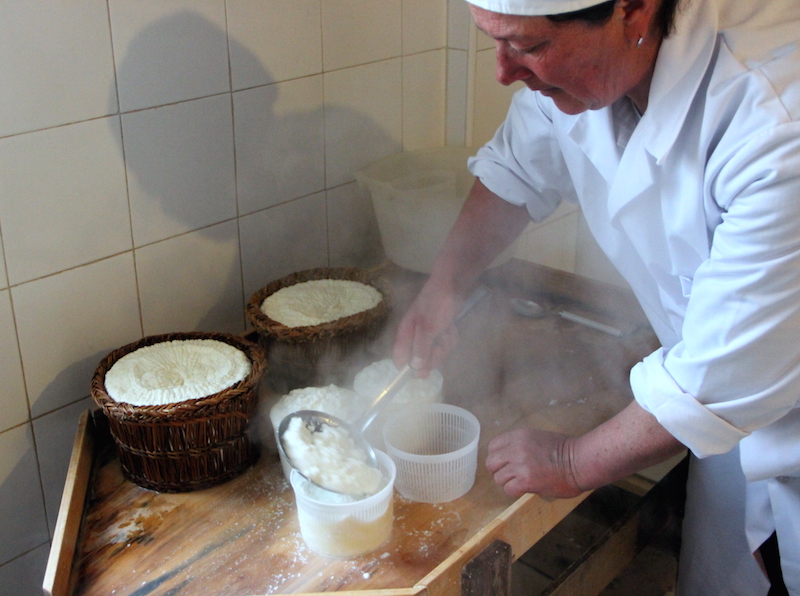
left=278, top=284, right=491, bottom=494
left=510, top=297, right=624, bottom=337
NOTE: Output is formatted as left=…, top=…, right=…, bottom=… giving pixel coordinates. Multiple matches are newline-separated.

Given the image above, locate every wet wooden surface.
left=58, top=260, right=660, bottom=596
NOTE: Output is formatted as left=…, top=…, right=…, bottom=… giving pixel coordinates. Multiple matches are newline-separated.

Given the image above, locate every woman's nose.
left=495, top=42, right=533, bottom=86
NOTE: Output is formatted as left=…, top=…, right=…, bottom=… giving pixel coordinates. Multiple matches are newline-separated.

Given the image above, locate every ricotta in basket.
left=260, top=279, right=382, bottom=327
left=104, top=339, right=252, bottom=406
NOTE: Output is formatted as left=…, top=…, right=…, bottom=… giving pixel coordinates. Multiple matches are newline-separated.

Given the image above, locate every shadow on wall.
left=23, top=11, right=397, bottom=563
left=110, top=10, right=392, bottom=336
left=0, top=429, right=50, bottom=566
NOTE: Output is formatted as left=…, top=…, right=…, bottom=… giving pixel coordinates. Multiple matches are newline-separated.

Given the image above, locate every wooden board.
left=45, top=260, right=663, bottom=596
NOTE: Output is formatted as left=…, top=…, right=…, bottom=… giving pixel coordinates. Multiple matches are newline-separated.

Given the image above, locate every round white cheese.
left=261, top=279, right=381, bottom=327
left=104, top=339, right=251, bottom=406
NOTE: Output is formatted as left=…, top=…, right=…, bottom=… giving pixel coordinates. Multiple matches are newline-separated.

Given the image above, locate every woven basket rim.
left=90, top=331, right=266, bottom=421
left=245, top=267, right=391, bottom=342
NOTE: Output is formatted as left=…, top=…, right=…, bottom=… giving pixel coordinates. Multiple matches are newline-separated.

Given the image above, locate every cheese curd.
left=354, top=358, right=443, bottom=405
left=282, top=416, right=382, bottom=496
left=270, top=384, right=369, bottom=480
left=261, top=279, right=381, bottom=327
left=104, top=339, right=251, bottom=406
left=270, top=385, right=366, bottom=431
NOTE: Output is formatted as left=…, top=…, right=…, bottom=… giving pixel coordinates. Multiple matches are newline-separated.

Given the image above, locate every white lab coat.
left=469, top=0, right=800, bottom=592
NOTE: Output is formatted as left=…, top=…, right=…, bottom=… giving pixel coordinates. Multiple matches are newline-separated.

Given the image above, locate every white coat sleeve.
left=632, top=123, right=800, bottom=475
left=467, top=89, right=578, bottom=221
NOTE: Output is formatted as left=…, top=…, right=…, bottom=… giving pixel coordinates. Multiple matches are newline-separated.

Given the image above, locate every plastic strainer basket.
left=383, top=403, right=480, bottom=503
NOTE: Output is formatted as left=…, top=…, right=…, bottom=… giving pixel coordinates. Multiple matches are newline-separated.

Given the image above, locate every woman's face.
left=470, top=4, right=650, bottom=115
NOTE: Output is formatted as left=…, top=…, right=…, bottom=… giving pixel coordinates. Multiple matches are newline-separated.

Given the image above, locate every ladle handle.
left=357, top=363, right=415, bottom=434
left=357, top=284, right=491, bottom=434
left=455, top=284, right=490, bottom=325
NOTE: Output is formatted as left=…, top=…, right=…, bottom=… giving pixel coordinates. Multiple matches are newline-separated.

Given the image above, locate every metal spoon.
left=278, top=284, right=491, bottom=494
left=510, top=297, right=624, bottom=337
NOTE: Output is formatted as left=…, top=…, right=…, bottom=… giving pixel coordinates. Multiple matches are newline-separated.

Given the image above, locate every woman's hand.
left=392, top=179, right=530, bottom=375
left=485, top=427, right=585, bottom=499
left=392, top=281, right=463, bottom=376
left=486, top=401, right=686, bottom=499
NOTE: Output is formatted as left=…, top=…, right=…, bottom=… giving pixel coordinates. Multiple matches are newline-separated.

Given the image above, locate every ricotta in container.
left=270, top=385, right=368, bottom=478
left=353, top=359, right=444, bottom=448
left=281, top=415, right=382, bottom=495
left=290, top=450, right=396, bottom=558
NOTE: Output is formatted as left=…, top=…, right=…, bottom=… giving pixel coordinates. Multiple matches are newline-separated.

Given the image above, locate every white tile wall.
left=321, top=0, right=402, bottom=71
left=327, top=182, right=384, bottom=268
left=239, top=193, right=329, bottom=298
left=233, top=76, right=326, bottom=215
left=227, top=0, right=323, bottom=89
left=122, top=95, right=237, bottom=247
left=136, top=221, right=245, bottom=336
left=109, top=0, right=230, bottom=112
left=0, top=118, right=131, bottom=285
left=446, top=49, right=469, bottom=146
left=403, top=0, right=448, bottom=54
left=472, top=47, right=524, bottom=147
left=324, top=59, right=404, bottom=187
left=403, top=50, right=447, bottom=150
left=0, top=424, right=49, bottom=565
left=0, top=0, right=116, bottom=137
left=0, top=234, right=7, bottom=290
left=0, top=544, right=50, bottom=596
left=0, top=290, right=27, bottom=433
left=447, top=0, right=472, bottom=51
left=32, top=397, right=94, bottom=533
left=13, top=254, right=141, bottom=418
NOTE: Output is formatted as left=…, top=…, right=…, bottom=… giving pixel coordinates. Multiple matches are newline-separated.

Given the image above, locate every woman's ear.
left=616, top=0, right=656, bottom=44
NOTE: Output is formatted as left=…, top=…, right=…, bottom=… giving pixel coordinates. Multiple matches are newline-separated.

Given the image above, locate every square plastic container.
left=383, top=403, right=480, bottom=503
left=355, top=147, right=517, bottom=273
left=290, top=449, right=396, bottom=558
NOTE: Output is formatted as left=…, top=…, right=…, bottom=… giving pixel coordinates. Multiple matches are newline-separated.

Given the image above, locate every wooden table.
left=45, top=260, right=677, bottom=596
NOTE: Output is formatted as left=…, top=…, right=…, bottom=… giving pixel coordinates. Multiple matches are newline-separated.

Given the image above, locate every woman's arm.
left=392, top=178, right=530, bottom=373
left=486, top=399, right=686, bottom=498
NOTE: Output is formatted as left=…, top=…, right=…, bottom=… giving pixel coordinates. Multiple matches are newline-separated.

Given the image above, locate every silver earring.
left=636, top=36, right=644, bottom=48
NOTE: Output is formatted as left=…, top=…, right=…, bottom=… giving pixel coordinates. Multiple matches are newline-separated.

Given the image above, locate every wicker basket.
left=246, top=267, right=390, bottom=393
left=91, top=331, right=267, bottom=493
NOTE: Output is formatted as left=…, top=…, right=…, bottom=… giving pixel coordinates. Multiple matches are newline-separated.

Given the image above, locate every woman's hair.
left=547, top=0, right=681, bottom=38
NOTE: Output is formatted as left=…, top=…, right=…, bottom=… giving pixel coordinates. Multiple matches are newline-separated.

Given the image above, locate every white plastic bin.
left=356, top=147, right=516, bottom=273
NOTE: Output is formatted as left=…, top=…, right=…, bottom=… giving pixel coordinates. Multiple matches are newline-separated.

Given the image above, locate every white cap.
left=465, top=0, right=608, bottom=16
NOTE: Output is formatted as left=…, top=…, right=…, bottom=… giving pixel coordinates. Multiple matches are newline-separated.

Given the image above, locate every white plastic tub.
left=290, top=449, right=396, bottom=558
left=356, top=147, right=516, bottom=273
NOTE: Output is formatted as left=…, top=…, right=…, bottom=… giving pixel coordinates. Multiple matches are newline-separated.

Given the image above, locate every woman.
left=392, top=0, right=800, bottom=593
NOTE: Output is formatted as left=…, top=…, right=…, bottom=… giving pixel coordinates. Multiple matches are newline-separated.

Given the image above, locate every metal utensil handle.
left=455, top=284, right=490, bottom=325
left=357, top=284, right=491, bottom=434
left=559, top=311, right=624, bottom=337
left=357, top=364, right=415, bottom=433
